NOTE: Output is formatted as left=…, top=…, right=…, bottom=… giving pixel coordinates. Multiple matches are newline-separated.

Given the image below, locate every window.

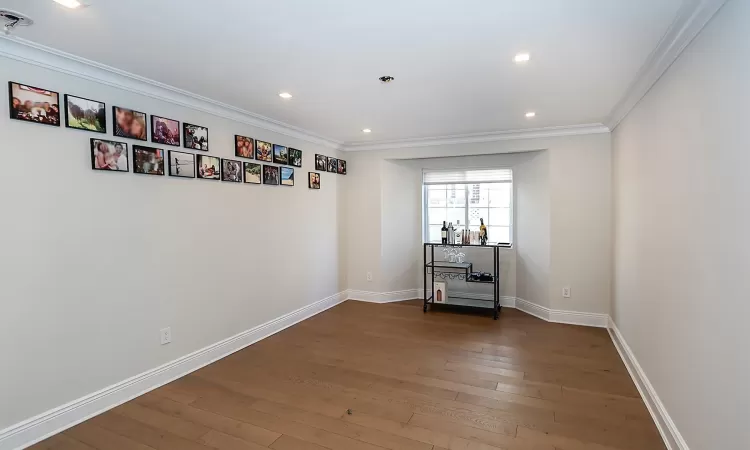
left=423, top=169, right=512, bottom=244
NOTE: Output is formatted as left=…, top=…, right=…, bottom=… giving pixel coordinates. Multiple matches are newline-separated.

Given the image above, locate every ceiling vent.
left=1, top=9, right=34, bottom=35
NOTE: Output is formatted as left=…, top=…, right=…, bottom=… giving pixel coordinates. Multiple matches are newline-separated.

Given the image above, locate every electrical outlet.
left=562, top=287, right=571, bottom=298
left=160, top=327, right=172, bottom=345
left=366, top=272, right=373, bottom=282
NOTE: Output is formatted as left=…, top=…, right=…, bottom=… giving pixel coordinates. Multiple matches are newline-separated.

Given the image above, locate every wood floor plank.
left=249, top=399, right=433, bottom=450
left=63, top=422, right=155, bottom=450
left=91, top=412, right=214, bottom=450
left=135, top=393, right=282, bottom=447
left=269, top=435, right=329, bottom=450
left=189, top=394, right=387, bottom=450
left=30, top=302, right=663, bottom=450
left=342, top=411, right=520, bottom=450
left=26, top=434, right=97, bottom=450
left=197, top=430, right=270, bottom=450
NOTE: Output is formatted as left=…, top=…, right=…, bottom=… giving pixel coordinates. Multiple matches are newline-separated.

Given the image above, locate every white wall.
left=345, top=133, right=611, bottom=314
left=0, top=55, right=345, bottom=430
left=515, top=151, right=550, bottom=308
left=611, top=0, right=749, bottom=448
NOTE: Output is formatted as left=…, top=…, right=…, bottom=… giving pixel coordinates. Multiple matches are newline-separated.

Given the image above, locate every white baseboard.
left=515, top=297, right=609, bottom=328
left=350, top=290, right=604, bottom=327
left=607, top=318, right=687, bottom=450
left=346, top=289, right=421, bottom=303
left=0, top=291, right=348, bottom=450
left=419, top=289, right=516, bottom=307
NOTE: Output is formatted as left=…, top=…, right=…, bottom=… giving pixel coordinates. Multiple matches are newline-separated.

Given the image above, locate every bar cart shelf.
left=423, top=243, right=507, bottom=320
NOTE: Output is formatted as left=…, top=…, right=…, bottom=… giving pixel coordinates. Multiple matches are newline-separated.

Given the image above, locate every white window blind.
left=423, top=168, right=513, bottom=185
left=423, top=168, right=513, bottom=244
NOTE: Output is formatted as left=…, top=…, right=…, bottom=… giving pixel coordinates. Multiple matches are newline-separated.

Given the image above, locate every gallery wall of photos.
left=8, top=80, right=347, bottom=190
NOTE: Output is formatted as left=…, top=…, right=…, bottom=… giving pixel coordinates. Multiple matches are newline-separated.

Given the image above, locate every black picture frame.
left=280, top=167, right=295, bottom=186
left=338, top=159, right=347, bottom=175
left=196, top=154, right=221, bottom=180
left=151, top=115, right=181, bottom=147
left=327, top=157, right=338, bottom=173
left=288, top=148, right=302, bottom=167
left=244, top=162, right=262, bottom=184
left=168, top=150, right=196, bottom=178
left=112, top=106, right=148, bottom=141
left=308, top=172, right=321, bottom=189
left=256, top=140, right=273, bottom=162
left=273, top=144, right=288, bottom=165
left=90, top=138, right=129, bottom=172
left=315, top=154, right=327, bottom=171
left=235, top=135, right=255, bottom=159
left=183, top=123, right=209, bottom=151
left=133, top=145, right=165, bottom=176
left=64, top=94, right=106, bottom=133
left=8, top=81, right=61, bottom=127
left=221, top=159, right=243, bottom=182
left=263, top=165, right=279, bottom=185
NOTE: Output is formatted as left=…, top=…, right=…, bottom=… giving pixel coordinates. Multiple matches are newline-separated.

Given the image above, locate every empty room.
left=0, top=0, right=746, bottom=449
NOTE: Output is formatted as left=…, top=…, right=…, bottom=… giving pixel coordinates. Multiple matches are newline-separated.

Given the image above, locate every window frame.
left=422, top=170, right=513, bottom=244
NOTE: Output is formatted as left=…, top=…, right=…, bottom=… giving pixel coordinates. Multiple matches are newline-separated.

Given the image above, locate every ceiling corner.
left=605, top=0, right=728, bottom=131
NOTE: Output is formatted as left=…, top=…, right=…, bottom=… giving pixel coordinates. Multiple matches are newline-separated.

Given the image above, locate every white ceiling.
left=2, top=0, right=684, bottom=144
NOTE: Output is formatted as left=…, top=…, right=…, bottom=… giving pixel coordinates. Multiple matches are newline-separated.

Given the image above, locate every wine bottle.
left=441, top=221, right=447, bottom=244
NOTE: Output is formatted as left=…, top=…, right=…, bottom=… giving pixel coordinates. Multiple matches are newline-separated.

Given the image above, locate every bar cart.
left=423, top=243, right=508, bottom=320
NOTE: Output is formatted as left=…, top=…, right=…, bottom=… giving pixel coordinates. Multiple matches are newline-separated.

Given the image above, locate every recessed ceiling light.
left=362, top=129, right=372, bottom=133
left=52, top=0, right=85, bottom=9
left=514, top=53, right=531, bottom=63
left=525, top=112, right=536, bottom=118
left=278, top=92, right=292, bottom=99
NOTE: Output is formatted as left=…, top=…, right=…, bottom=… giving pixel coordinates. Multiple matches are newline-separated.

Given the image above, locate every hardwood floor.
left=29, top=300, right=665, bottom=450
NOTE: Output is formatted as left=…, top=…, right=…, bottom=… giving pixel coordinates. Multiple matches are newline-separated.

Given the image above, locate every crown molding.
left=342, top=123, right=610, bottom=152
left=605, top=0, right=727, bottom=131
left=0, top=36, right=343, bottom=150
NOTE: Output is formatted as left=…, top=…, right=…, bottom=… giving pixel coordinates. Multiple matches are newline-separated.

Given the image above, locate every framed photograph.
left=9, top=82, right=60, bottom=126
left=235, top=135, right=254, bottom=159
left=91, top=138, right=128, bottom=172
left=280, top=167, right=295, bottom=186
left=327, top=157, right=338, bottom=173
left=168, top=150, right=195, bottom=178
left=244, top=162, right=261, bottom=184
left=315, top=154, right=327, bottom=171
left=64, top=94, right=106, bottom=133
left=256, top=140, right=272, bottom=162
left=263, top=165, right=279, bottom=185
left=133, top=146, right=165, bottom=176
left=338, top=159, right=347, bottom=175
left=434, top=281, right=447, bottom=304
left=151, top=115, right=181, bottom=146
left=308, top=172, right=321, bottom=189
left=273, top=144, right=288, bottom=165
left=221, top=159, right=242, bottom=182
left=184, top=123, right=208, bottom=150
left=288, top=148, right=302, bottom=167
left=196, top=154, right=221, bottom=180
left=113, top=106, right=147, bottom=141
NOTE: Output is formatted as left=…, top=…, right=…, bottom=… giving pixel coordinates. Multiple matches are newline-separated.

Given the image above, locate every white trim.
left=514, top=297, right=550, bottom=321
left=419, top=289, right=516, bottom=307
left=0, top=36, right=343, bottom=150
left=342, top=124, right=610, bottom=152
left=605, top=0, right=726, bottom=130
left=346, top=289, right=421, bottom=303
left=349, top=292, right=604, bottom=327
left=0, top=291, right=348, bottom=450
left=515, top=297, right=609, bottom=328
left=607, top=318, right=688, bottom=450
